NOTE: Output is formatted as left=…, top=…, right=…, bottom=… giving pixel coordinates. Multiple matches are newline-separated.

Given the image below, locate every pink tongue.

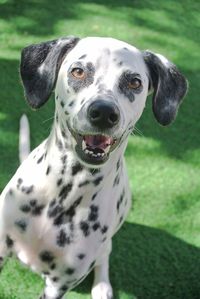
left=84, top=135, right=113, bottom=150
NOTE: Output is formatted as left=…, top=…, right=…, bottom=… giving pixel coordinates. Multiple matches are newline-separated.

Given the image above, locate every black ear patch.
left=20, top=37, right=80, bottom=109
left=143, top=51, right=188, bottom=126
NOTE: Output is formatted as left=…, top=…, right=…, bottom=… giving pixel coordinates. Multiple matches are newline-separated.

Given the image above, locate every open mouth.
left=69, top=127, right=119, bottom=165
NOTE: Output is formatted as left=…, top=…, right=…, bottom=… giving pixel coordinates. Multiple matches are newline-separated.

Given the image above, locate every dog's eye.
left=71, top=68, right=85, bottom=79
left=128, top=78, right=142, bottom=90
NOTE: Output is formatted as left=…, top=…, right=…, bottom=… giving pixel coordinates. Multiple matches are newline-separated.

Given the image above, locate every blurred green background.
left=0, top=0, right=200, bottom=298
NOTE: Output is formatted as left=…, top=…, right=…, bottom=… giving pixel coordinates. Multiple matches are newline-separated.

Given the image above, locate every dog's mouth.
left=68, top=126, right=120, bottom=165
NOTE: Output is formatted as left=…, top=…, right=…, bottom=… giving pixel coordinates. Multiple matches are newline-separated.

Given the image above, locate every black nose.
left=87, top=100, right=120, bottom=129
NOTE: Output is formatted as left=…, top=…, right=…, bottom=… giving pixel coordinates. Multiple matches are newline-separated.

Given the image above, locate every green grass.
left=0, top=0, right=200, bottom=298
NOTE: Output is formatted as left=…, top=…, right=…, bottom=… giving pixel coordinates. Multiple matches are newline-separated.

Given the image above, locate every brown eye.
left=71, top=68, right=85, bottom=79
left=128, top=78, right=142, bottom=89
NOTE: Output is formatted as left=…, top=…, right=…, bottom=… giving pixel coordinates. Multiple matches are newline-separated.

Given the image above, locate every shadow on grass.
left=74, top=222, right=200, bottom=299
left=0, top=223, right=199, bottom=299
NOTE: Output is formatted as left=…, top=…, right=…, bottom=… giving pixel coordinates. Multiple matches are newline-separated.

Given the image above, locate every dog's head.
left=20, top=36, right=188, bottom=166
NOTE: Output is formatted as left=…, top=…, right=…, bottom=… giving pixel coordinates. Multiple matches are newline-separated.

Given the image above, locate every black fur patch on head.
left=143, top=50, right=188, bottom=126
left=20, top=37, right=80, bottom=109
left=119, top=71, right=143, bottom=102
left=68, top=61, right=95, bottom=93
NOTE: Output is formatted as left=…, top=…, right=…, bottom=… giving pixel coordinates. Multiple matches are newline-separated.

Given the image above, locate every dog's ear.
left=20, top=36, right=80, bottom=109
left=143, top=50, right=188, bottom=126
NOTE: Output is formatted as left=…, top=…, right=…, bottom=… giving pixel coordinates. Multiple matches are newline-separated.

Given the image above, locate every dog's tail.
left=19, top=114, right=30, bottom=164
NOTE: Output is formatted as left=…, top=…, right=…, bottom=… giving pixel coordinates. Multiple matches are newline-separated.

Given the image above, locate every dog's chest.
left=3, top=149, right=131, bottom=280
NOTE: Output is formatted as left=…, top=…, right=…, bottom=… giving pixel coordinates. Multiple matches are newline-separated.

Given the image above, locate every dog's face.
left=20, top=36, right=188, bottom=166
left=55, top=38, right=149, bottom=165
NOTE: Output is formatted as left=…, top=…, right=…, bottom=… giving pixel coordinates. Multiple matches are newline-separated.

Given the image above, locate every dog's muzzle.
left=68, top=100, right=121, bottom=166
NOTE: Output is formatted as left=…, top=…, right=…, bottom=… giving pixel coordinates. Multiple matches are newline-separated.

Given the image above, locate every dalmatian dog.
left=0, top=36, right=187, bottom=299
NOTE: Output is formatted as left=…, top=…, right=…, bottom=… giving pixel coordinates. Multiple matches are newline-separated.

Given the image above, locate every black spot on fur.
left=20, top=204, right=31, bottom=213
left=79, top=54, right=87, bottom=59
left=30, top=199, right=37, bottom=206
left=72, top=163, right=83, bottom=176
left=17, top=178, right=23, bottom=189
left=88, top=205, right=99, bottom=222
left=15, top=219, right=27, bottom=232
left=57, top=178, right=63, bottom=186
left=116, top=159, right=121, bottom=170
left=92, top=222, right=100, bottom=231
left=91, top=192, right=98, bottom=201
left=46, top=165, right=51, bottom=175
left=65, top=268, right=75, bottom=275
left=80, top=221, right=90, bottom=237
left=78, top=253, right=85, bottom=260
left=6, top=235, right=14, bottom=248
left=113, top=174, right=120, bottom=186
left=57, top=229, right=70, bottom=247
left=39, top=251, right=55, bottom=263
left=52, top=276, right=59, bottom=282
left=50, top=263, right=56, bottom=270
left=78, top=180, right=90, bottom=187
left=101, top=225, right=108, bottom=234
left=21, top=185, right=34, bottom=194
left=60, top=100, right=65, bottom=108
left=61, top=154, right=67, bottom=164
left=32, top=204, right=45, bottom=216
left=37, top=154, right=44, bottom=164
left=93, top=176, right=103, bottom=186
left=59, top=183, right=73, bottom=202
left=69, top=100, right=74, bottom=107
left=48, top=203, right=63, bottom=218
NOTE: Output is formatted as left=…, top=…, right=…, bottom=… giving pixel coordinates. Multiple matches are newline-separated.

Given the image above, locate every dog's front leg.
left=39, top=277, right=68, bottom=299
left=91, top=240, right=113, bottom=299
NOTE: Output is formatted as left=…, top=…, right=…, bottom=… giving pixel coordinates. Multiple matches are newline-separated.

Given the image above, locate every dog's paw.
left=91, top=282, right=113, bottom=299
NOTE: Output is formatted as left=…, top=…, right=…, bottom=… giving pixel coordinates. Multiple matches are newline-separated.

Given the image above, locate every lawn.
left=0, top=0, right=200, bottom=298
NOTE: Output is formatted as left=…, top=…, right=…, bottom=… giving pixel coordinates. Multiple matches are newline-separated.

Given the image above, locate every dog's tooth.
left=85, top=149, right=89, bottom=154
left=82, top=140, right=87, bottom=150
left=104, top=145, right=111, bottom=154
